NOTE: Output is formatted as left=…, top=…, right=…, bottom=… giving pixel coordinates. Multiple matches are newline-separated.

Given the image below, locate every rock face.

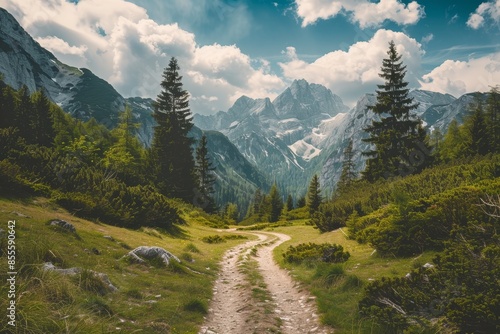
left=194, top=80, right=480, bottom=197
left=123, top=246, right=181, bottom=266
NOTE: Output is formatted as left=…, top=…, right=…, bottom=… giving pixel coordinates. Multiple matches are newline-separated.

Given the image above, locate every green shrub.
left=184, top=243, right=201, bottom=253
left=201, top=235, right=225, bottom=244
left=282, top=243, right=350, bottom=264
left=183, top=299, right=208, bottom=314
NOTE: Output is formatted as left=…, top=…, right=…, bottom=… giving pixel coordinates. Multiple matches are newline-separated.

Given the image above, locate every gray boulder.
left=123, top=246, right=181, bottom=266
left=49, top=219, right=76, bottom=233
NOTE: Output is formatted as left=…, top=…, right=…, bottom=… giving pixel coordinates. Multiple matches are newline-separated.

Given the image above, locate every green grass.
left=0, top=197, right=249, bottom=333
left=271, top=223, right=438, bottom=333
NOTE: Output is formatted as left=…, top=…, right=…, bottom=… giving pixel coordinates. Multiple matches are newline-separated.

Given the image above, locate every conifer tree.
left=286, top=194, right=294, bottom=211
left=362, top=41, right=429, bottom=181
left=486, top=86, right=500, bottom=153
left=0, top=85, right=17, bottom=129
left=439, top=119, right=465, bottom=161
left=195, top=134, right=217, bottom=213
left=336, top=139, right=357, bottom=194
left=297, top=196, right=306, bottom=208
left=15, top=85, right=33, bottom=142
left=103, top=106, right=144, bottom=182
left=31, top=90, right=55, bottom=147
left=269, top=183, right=283, bottom=222
left=150, top=57, right=196, bottom=202
left=466, top=97, right=489, bottom=156
left=307, top=174, right=322, bottom=216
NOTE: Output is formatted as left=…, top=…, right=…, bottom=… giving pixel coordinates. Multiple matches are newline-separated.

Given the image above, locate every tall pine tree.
left=466, top=97, right=489, bottom=156
left=150, top=57, right=196, bottom=202
left=307, top=174, right=322, bottom=216
left=195, top=134, right=217, bottom=213
left=269, top=183, right=283, bottom=222
left=362, top=41, right=429, bottom=181
left=336, top=139, right=357, bottom=195
left=486, top=86, right=500, bottom=153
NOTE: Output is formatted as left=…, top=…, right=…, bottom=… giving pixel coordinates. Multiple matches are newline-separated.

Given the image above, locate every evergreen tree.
left=31, top=90, right=55, bottom=147
left=466, top=97, right=489, bottom=156
left=251, top=188, right=263, bottom=217
left=297, top=196, right=306, bottom=208
left=362, top=41, right=428, bottom=181
left=485, top=86, right=500, bottom=153
left=150, top=57, right=196, bottom=202
left=0, top=85, right=17, bottom=129
left=269, top=183, right=283, bottom=222
left=224, top=202, right=239, bottom=223
left=439, top=119, right=465, bottom=161
left=286, top=194, right=294, bottom=211
left=15, top=85, right=34, bottom=142
left=103, top=106, right=144, bottom=183
left=195, top=134, right=217, bottom=213
left=336, top=139, right=357, bottom=194
left=307, top=174, right=322, bottom=216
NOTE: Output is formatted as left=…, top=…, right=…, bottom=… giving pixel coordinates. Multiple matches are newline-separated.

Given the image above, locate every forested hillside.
left=296, top=42, right=500, bottom=333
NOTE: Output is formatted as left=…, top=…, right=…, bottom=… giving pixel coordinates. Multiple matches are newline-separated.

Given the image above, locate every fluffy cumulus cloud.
left=295, top=0, right=424, bottom=28
left=420, top=53, right=500, bottom=97
left=0, top=0, right=284, bottom=114
left=279, top=29, right=424, bottom=106
left=467, top=0, right=500, bottom=29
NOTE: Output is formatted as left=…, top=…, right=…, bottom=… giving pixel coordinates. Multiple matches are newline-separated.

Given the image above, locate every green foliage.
left=201, top=235, right=225, bottom=244
left=269, top=183, right=283, bottom=222
left=150, top=57, right=196, bottom=202
left=313, top=155, right=500, bottom=233
left=195, top=134, right=217, bottom=213
left=184, top=299, right=208, bottom=314
left=363, top=41, right=431, bottom=181
left=307, top=174, right=322, bottom=216
left=360, top=211, right=500, bottom=333
left=336, top=139, right=357, bottom=195
left=201, top=234, right=247, bottom=243
left=282, top=242, right=350, bottom=264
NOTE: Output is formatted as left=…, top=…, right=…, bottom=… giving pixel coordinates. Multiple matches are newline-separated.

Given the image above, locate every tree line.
left=0, top=58, right=218, bottom=229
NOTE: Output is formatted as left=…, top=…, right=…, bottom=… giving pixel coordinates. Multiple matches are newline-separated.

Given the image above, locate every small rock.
left=423, top=262, right=434, bottom=269
left=49, top=219, right=76, bottom=233
left=92, top=248, right=101, bottom=255
left=11, top=211, right=31, bottom=218
left=103, top=235, right=115, bottom=241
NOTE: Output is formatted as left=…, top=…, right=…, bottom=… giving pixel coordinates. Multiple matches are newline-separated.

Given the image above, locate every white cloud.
left=420, top=53, right=500, bottom=97
left=295, top=0, right=424, bottom=28
left=467, top=0, right=500, bottom=29
left=421, top=33, right=433, bottom=44
left=0, top=0, right=284, bottom=115
left=35, top=36, right=88, bottom=56
left=279, top=29, right=424, bottom=106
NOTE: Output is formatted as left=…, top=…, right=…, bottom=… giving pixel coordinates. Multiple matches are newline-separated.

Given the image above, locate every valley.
left=1, top=3, right=499, bottom=334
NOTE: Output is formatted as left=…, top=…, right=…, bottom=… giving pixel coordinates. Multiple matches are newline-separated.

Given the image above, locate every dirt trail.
left=199, top=231, right=333, bottom=334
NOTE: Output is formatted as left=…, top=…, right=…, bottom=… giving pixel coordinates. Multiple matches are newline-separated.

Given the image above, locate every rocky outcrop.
left=123, top=246, right=181, bottom=266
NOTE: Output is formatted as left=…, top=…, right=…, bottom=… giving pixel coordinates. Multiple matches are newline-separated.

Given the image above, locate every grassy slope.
left=0, top=197, right=251, bottom=334
left=261, top=221, right=436, bottom=334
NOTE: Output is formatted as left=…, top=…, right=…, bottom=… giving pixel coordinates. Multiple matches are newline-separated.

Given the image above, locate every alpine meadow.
left=0, top=1, right=499, bottom=334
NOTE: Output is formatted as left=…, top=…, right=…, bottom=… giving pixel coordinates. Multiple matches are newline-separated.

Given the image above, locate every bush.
left=201, top=235, right=225, bottom=244
left=282, top=243, right=350, bottom=264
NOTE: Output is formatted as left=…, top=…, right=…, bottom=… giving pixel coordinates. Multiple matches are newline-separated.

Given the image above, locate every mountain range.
left=0, top=7, right=482, bottom=211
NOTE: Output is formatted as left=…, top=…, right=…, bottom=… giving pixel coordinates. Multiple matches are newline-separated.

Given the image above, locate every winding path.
left=199, top=231, right=333, bottom=334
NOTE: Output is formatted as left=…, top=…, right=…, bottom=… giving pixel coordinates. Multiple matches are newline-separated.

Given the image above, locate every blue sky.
left=1, top=0, right=499, bottom=114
